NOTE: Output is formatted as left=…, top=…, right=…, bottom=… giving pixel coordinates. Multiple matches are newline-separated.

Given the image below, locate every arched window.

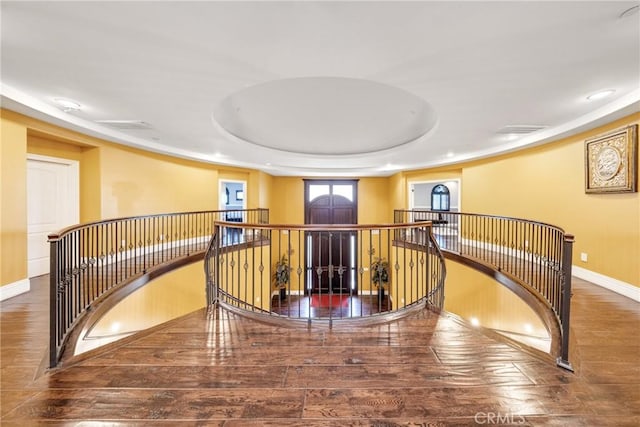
left=431, top=184, right=450, bottom=211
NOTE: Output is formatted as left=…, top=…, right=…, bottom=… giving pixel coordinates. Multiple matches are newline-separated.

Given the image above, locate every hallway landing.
left=1, top=275, right=638, bottom=425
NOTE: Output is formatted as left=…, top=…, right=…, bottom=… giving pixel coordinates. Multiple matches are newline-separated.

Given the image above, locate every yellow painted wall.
left=27, top=134, right=102, bottom=222
left=270, top=229, right=302, bottom=293
left=100, top=146, right=220, bottom=218
left=402, top=168, right=463, bottom=208
left=389, top=172, right=406, bottom=213
left=80, top=147, right=102, bottom=222
left=270, top=177, right=304, bottom=224
left=0, top=110, right=261, bottom=289
left=76, top=261, right=207, bottom=354
left=358, top=177, right=391, bottom=223
left=218, top=244, right=272, bottom=311
left=267, top=177, right=393, bottom=292
left=389, top=243, right=428, bottom=307
left=88, top=261, right=206, bottom=337
left=444, top=260, right=549, bottom=340
left=269, top=177, right=391, bottom=225
left=250, top=170, right=272, bottom=211
left=389, top=117, right=639, bottom=288
left=2, top=107, right=638, bottom=291
left=0, top=115, right=28, bottom=286
left=461, top=115, right=639, bottom=286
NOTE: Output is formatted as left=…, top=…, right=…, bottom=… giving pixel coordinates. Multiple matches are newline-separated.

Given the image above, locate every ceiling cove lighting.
left=53, top=98, right=81, bottom=113
left=586, top=89, right=615, bottom=101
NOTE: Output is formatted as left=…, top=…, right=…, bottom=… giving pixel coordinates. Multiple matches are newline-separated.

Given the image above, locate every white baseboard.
left=82, top=236, right=210, bottom=267
left=271, top=289, right=305, bottom=298
left=572, top=265, right=640, bottom=302
left=0, top=278, right=31, bottom=301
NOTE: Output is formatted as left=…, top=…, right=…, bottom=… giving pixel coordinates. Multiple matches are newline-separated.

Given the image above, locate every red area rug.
left=310, top=294, right=350, bottom=308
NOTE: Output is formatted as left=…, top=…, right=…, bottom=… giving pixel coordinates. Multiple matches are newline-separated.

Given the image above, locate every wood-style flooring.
left=270, top=293, right=392, bottom=319
left=1, top=274, right=639, bottom=425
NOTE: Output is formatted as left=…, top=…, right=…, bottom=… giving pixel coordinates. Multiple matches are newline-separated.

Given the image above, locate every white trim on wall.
left=450, top=235, right=639, bottom=302
left=219, top=179, right=247, bottom=210
left=0, top=278, right=30, bottom=301
left=408, top=178, right=462, bottom=211
left=26, top=154, right=80, bottom=278
left=572, top=266, right=640, bottom=302
left=80, top=236, right=210, bottom=267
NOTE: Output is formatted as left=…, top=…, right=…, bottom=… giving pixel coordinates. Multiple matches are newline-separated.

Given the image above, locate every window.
left=431, top=184, right=450, bottom=211
left=333, top=184, right=354, bottom=202
left=308, top=184, right=330, bottom=202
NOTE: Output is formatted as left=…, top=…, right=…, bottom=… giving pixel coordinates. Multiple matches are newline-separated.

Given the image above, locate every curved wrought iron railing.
left=204, top=221, right=446, bottom=326
left=47, top=208, right=268, bottom=367
left=394, top=209, right=574, bottom=370
left=48, top=207, right=571, bottom=370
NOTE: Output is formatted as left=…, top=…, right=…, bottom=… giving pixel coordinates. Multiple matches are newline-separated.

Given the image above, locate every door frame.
left=303, top=179, right=359, bottom=294
left=26, top=154, right=80, bottom=278
left=408, top=178, right=462, bottom=211
left=218, top=179, right=247, bottom=211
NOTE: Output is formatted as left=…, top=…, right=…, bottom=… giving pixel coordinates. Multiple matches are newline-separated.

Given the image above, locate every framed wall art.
left=585, top=124, right=638, bottom=193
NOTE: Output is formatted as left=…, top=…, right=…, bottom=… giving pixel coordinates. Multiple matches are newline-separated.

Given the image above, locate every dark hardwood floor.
left=1, top=274, right=639, bottom=425
left=270, top=293, right=392, bottom=318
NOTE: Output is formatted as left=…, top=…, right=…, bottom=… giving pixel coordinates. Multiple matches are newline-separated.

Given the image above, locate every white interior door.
left=27, top=156, right=79, bottom=277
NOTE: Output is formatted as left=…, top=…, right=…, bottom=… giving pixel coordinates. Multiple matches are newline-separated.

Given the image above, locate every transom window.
left=307, top=183, right=354, bottom=202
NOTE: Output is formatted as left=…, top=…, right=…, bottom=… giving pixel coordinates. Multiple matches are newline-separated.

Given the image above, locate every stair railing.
left=204, top=221, right=446, bottom=326
left=48, top=208, right=268, bottom=368
left=394, top=209, right=574, bottom=370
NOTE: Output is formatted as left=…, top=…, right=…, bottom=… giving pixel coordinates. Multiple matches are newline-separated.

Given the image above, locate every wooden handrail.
left=204, top=221, right=447, bottom=327
left=394, top=209, right=574, bottom=371
left=48, top=209, right=268, bottom=368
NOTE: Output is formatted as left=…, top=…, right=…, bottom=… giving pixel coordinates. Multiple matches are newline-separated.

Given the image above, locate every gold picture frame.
left=585, top=124, right=638, bottom=193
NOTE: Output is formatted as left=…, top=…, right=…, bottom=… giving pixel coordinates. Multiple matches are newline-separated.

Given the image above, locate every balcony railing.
left=204, top=222, right=446, bottom=326
left=48, top=207, right=571, bottom=371
left=47, top=209, right=268, bottom=368
left=394, top=209, right=574, bottom=370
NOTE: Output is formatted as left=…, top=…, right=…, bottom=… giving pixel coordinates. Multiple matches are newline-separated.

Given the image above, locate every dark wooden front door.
left=305, top=180, right=358, bottom=294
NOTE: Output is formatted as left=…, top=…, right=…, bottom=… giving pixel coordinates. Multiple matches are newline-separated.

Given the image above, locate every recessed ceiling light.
left=586, top=89, right=615, bottom=101
left=446, top=151, right=454, bottom=158
left=53, top=98, right=81, bottom=112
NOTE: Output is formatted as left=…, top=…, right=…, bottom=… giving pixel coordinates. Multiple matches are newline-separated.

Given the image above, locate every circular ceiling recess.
left=212, top=77, right=437, bottom=155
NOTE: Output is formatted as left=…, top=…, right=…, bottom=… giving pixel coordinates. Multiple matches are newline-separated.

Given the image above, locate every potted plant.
left=371, top=257, right=389, bottom=302
left=273, top=254, right=290, bottom=300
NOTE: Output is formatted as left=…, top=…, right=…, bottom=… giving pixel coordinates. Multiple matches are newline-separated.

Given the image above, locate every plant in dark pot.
left=371, top=257, right=389, bottom=303
left=273, top=254, right=290, bottom=300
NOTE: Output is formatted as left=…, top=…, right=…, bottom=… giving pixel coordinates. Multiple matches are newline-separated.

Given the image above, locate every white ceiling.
left=2, top=1, right=639, bottom=177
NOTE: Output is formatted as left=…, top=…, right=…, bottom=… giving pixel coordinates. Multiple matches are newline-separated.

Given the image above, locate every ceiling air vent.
left=497, top=124, right=547, bottom=135
left=96, top=120, right=152, bottom=130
